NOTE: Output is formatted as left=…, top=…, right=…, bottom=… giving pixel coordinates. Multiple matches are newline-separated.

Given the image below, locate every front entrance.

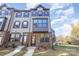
left=31, top=34, right=36, bottom=46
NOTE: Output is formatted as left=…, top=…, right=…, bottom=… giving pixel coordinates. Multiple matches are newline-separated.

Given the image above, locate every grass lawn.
left=33, top=45, right=79, bottom=56
left=13, top=47, right=27, bottom=56
left=0, top=48, right=14, bottom=56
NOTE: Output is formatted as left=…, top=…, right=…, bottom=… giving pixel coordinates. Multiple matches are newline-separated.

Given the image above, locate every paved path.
left=5, top=46, right=24, bottom=56
left=58, top=53, right=68, bottom=56
left=23, top=47, right=36, bottom=56
left=60, top=45, right=79, bottom=47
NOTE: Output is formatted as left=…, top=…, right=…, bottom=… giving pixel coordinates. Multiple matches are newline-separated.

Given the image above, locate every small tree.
left=71, top=22, right=79, bottom=45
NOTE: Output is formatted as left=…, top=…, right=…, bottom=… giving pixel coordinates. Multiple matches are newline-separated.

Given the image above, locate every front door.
left=31, top=34, right=36, bottom=46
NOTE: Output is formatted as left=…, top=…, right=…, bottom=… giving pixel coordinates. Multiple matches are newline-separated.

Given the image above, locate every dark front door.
left=31, top=34, right=36, bottom=46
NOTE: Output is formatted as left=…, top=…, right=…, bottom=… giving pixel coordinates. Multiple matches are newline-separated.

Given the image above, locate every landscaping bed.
left=33, top=45, right=79, bottom=56
left=0, top=48, right=14, bottom=56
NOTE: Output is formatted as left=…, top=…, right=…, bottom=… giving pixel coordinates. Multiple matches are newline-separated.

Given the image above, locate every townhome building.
left=0, top=4, right=56, bottom=48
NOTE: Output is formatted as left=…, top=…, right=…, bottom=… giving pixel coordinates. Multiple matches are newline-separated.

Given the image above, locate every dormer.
left=31, top=5, right=49, bottom=17
left=0, top=4, right=14, bottom=16
left=0, top=4, right=8, bottom=10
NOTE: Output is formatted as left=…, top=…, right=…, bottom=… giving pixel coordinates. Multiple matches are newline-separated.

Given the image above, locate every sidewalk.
left=5, top=46, right=24, bottom=56
left=60, top=45, right=79, bottom=47
left=23, top=47, right=36, bottom=56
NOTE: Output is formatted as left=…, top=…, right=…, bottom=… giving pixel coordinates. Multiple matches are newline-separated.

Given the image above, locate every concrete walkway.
left=58, top=53, right=68, bottom=56
left=60, top=45, right=79, bottom=47
left=23, top=47, right=36, bottom=56
left=5, top=46, right=24, bottom=56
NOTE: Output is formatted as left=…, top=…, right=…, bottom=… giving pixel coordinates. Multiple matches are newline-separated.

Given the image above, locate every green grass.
left=13, top=47, right=27, bottom=56
left=33, top=45, right=79, bottom=56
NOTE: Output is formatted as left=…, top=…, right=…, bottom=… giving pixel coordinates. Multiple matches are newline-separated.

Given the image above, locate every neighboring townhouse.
left=0, top=4, right=56, bottom=48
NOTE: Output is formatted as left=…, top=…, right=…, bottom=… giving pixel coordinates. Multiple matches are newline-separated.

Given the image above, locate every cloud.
left=50, top=3, right=71, bottom=10
left=54, top=24, right=72, bottom=36
left=50, top=3, right=77, bottom=36
left=26, top=3, right=40, bottom=10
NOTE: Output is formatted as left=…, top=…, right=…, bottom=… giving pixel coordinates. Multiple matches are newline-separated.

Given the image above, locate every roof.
left=31, top=5, right=49, bottom=10
left=0, top=4, right=49, bottom=12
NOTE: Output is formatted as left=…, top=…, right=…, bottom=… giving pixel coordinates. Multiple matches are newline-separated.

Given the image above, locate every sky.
left=1, top=3, right=79, bottom=37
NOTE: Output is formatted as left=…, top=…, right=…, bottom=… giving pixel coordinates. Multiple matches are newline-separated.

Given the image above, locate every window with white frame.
left=23, top=12, right=29, bottom=17
left=0, top=18, right=5, bottom=30
left=22, top=21, right=28, bottom=28
left=15, top=12, right=22, bottom=17
left=11, top=33, right=20, bottom=40
left=13, top=21, right=20, bottom=28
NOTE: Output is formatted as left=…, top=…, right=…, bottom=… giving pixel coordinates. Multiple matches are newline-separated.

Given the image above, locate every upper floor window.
left=43, top=11, right=49, bottom=16
left=33, top=18, right=48, bottom=28
left=0, top=10, right=11, bottom=15
left=23, top=12, right=29, bottom=17
left=15, top=12, right=22, bottom=17
left=4, top=10, right=8, bottom=15
left=32, top=11, right=37, bottom=16
left=0, top=18, right=4, bottom=28
left=0, top=18, right=6, bottom=31
left=22, top=21, right=28, bottom=28
left=0, top=11, right=1, bottom=15
left=38, top=11, right=43, bottom=16
left=13, top=21, right=20, bottom=28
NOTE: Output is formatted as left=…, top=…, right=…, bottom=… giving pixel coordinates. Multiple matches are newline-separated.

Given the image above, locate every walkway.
left=58, top=53, right=68, bottom=56
left=60, top=45, right=79, bottom=47
left=23, top=47, right=36, bottom=56
left=5, top=46, right=24, bottom=56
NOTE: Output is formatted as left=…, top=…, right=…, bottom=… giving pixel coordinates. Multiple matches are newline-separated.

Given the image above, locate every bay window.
left=33, top=18, right=48, bottom=28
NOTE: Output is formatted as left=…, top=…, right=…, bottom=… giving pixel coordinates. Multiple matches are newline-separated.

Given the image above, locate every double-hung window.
left=11, top=33, right=20, bottom=41
left=15, top=12, right=22, bottom=17
left=23, top=12, right=29, bottom=17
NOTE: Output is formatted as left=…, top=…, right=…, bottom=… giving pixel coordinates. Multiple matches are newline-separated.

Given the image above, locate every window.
left=16, top=34, right=20, bottom=39
left=38, top=11, right=43, bottom=16
left=0, top=37, right=3, bottom=45
left=0, top=22, right=2, bottom=26
left=11, top=34, right=15, bottom=38
left=11, top=33, right=20, bottom=41
left=22, top=21, right=28, bottom=28
left=2, top=10, right=5, bottom=15
left=43, top=11, right=49, bottom=16
left=1, top=10, right=8, bottom=15
left=5, top=10, right=9, bottom=15
left=0, top=10, right=12, bottom=15
left=44, top=37, right=49, bottom=42
left=33, top=18, right=48, bottom=28
left=32, top=11, right=37, bottom=16
left=0, top=18, right=5, bottom=30
left=23, top=12, right=29, bottom=17
left=40, top=37, right=49, bottom=42
left=13, top=21, right=20, bottom=28
left=15, top=12, right=22, bottom=17
left=0, top=11, right=2, bottom=15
